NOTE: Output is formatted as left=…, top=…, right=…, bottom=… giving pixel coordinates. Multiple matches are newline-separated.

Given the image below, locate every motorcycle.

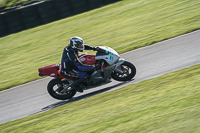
left=38, top=46, right=136, bottom=100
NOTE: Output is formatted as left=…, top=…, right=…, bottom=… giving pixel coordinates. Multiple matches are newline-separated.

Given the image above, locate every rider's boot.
left=71, top=78, right=84, bottom=92
left=70, top=74, right=90, bottom=93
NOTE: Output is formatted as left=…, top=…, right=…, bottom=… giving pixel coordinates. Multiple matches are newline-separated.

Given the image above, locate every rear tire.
left=47, top=78, right=76, bottom=100
left=111, top=61, right=136, bottom=81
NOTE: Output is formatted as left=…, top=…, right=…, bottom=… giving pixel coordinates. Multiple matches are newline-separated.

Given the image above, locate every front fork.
left=114, top=58, right=125, bottom=74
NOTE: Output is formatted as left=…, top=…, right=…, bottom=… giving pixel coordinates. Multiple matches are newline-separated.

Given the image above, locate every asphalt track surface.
left=0, top=30, right=200, bottom=125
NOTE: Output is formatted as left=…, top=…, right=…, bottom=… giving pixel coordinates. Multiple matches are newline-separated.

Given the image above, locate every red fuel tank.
left=79, top=54, right=97, bottom=65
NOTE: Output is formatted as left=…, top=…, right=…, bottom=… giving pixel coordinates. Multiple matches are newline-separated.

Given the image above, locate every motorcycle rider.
left=61, top=36, right=97, bottom=92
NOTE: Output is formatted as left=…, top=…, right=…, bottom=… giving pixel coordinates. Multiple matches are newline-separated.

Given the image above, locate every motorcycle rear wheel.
left=111, top=61, right=136, bottom=81
left=47, top=78, right=76, bottom=100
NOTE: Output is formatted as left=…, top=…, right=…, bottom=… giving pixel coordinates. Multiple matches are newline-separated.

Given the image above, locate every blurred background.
left=0, top=0, right=120, bottom=37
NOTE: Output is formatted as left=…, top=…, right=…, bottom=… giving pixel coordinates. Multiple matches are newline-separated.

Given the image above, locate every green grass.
left=1, top=0, right=200, bottom=91
left=0, top=64, right=200, bottom=132
left=0, top=0, right=37, bottom=8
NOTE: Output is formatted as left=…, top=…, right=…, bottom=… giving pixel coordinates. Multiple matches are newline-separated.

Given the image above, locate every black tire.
left=111, top=61, right=136, bottom=81
left=47, top=78, right=76, bottom=100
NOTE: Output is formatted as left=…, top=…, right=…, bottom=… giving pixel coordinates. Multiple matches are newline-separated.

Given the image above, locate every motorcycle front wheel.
left=111, top=61, right=136, bottom=81
left=47, top=78, right=76, bottom=100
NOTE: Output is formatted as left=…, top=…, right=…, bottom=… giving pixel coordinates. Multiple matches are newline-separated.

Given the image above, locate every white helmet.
left=70, top=36, right=84, bottom=50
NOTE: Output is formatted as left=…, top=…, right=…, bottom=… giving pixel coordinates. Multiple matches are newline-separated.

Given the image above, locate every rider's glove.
left=93, top=47, right=99, bottom=51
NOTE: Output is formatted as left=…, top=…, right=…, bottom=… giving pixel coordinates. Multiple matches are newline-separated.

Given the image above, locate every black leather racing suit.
left=61, top=44, right=95, bottom=79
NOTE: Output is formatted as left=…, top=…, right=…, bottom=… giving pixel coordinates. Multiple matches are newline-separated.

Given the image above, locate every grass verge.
left=0, top=0, right=200, bottom=91
left=0, top=0, right=37, bottom=8
left=0, top=64, right=200, bottom=132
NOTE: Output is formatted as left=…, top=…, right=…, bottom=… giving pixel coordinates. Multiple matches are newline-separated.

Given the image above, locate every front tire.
left=47, top=78, right=76, bottom=100
left=111, top=61, right=136, bottom=81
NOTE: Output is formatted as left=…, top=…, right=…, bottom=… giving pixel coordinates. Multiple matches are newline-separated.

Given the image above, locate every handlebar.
left=95, top=47, right=107, bottom=53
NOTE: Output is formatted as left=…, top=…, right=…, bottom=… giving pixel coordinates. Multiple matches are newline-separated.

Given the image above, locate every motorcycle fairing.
left=89, top=63, right=117, bottom=83
left=95, top=46, right=120, bottom=65
left=89, top=58, right=125, bottom=84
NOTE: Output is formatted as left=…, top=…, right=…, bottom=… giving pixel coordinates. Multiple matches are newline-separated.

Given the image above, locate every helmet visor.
left=77, top=44, right=84, bottom=50
left=74, top=40, right=84, bottom=50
